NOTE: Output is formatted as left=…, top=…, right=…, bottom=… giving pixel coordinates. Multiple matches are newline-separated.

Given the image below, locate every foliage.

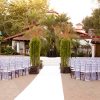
left=40, top=37, right=48, bottom=56
left=0, top=0, right=48, bottom=36
left=41, top=13, right=74, bottom=56
left=77, top=52, right=85, bottom=57
left=60, top=38, right=71, bottom=67
left=82, top=16, right=93, bottom=33
left=2, top=46, right=18, bottom=55
left=29, top=37, right=41, bottom=67
left=71, top=39, right=80, bottom=57
left=41, top=13, right=70, bottom=34
left=24, top=25, right=47, bottom=56
left=82, top=8, right=100, bottom=35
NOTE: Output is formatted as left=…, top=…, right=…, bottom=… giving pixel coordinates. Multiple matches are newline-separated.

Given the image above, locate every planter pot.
left=60, top=66, right=71, bottom=73
left=29, top=66, right=39, bottom=74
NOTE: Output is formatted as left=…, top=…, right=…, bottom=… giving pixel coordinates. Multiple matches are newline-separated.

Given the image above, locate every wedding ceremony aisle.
left=15, top=57, right=64, bottom=100
left=0, top=57, right=100, bottom=100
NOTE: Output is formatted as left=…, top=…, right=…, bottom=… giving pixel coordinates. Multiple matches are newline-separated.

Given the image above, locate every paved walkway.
left=15, top=57, right=64, bottom=100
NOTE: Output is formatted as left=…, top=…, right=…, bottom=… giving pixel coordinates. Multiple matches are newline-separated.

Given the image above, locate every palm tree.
left=51, top=14, right=78, bottom=73
left=41, top=13, right=72, bottom=57
left=40, top=14, right=57, bottom=56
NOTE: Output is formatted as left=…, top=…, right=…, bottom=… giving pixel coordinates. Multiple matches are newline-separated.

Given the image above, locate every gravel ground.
left=62, top=74, right=100, bottom=100
left=0, top=73, right=100, bottom=100
left=0, top=75, right=36, bottom=100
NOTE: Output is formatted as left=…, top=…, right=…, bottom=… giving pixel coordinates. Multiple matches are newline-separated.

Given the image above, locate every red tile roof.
left=4, top=33, right=24, bottom=41
left=91, top=38, right=100, bottom=44
left=3, top=27, right=100, bottom=44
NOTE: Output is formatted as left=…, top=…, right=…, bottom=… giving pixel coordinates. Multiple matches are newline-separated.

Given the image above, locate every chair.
left=80, top=62, right=86, bottom=81
left=70, top=67, right=75, bottom=79
left=85, top=62, right=91, bottom=81
left=97, top=61, right=100, bottom=80
left=70, top=59, right=75, bottom=78
left=74, top=60, right=80, bottom=80
left=15, top=60, right=23, bottom=77
left=9, top=58, right=18, bottom=78
left=91, top=61, right=97, bottom=80
left=22, top=58, right=30, bottom=75
left=0, top=60, right=13, bottom=80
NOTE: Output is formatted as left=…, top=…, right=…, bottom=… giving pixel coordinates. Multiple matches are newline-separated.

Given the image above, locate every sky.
left=49, top=0, right=98, bottom=25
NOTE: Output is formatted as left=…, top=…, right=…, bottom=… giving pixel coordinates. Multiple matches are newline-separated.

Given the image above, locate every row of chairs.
left=0, top=56, right=31, bottom=80
left=69, top=57, right=100, bottom=81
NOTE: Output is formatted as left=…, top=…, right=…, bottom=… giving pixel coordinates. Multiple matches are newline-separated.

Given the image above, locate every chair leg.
left=70, top=71, right=75, bottom=78
left=8, top=72, right=12, bottom=79
left=11, top=72, right=12, bottom=79
left=0, top=73, right=3, bottom=80
left=96, top=72, right=98, bottom=80
left=21, top=69, right=24, bottom=76
left=10, top=72, right=12, bottom=79
left=80, top=72, right=85, bottom=81
left=15, top=70, right=19, bottom=78
left=22, top=68, right=27, bottom=76
left=24, top=68, right=27, bottom=75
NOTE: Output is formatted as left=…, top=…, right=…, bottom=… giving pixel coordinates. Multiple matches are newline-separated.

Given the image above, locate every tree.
left=82, top=8, right=100, bottom=35
left=41, top=14, right=57, bottom=56
left=82, top=16, right=93, bottom=33
left=41, top=13, right=73, bottom=56
left=0, top=0, right=48, bottom=36
left=0, top=0, right=9, bottom=36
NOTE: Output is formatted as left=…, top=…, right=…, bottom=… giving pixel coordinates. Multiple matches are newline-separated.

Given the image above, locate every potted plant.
left=29, top=37, right=41, bottom=74
left=60, top=38, right=71, bottom=73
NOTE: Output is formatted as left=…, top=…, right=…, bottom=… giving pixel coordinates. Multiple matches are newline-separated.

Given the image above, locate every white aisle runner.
left=15, top=57, right=64, bottom=100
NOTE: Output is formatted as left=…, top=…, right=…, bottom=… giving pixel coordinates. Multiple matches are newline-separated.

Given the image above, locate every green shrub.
left=60, top=38, right=71, bottom=67
left=2, top=47, right=18, bottom=55
left=29, top=37, right=41, bottom=66
left=77, top=52, right=85, bottom=57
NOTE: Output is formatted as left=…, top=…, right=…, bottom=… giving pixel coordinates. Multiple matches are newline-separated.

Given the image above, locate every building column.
left=23, top=42, right=25, bottom=54
left=20, top=42, right=25, bottom=54
left=17, top=42, right=20, bottom=53
left=92, top=44, right=95, bottom=57
left=12, top=41, right=15, bottom=49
